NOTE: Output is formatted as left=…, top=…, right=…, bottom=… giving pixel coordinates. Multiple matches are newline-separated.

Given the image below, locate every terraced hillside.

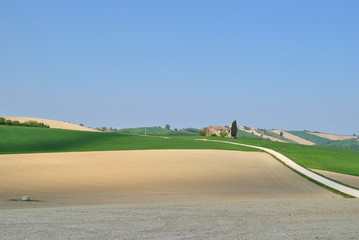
left=287, top=131, right=331, bottom=145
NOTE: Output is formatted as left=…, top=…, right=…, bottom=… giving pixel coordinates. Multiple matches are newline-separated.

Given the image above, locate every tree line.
left=0, top=117, right=50, bottom=128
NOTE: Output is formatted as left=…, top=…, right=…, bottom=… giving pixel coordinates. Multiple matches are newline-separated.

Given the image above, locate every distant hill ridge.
left=3, top=116, right=358, bottom=150
left=3, top=117, right=97, bottom=132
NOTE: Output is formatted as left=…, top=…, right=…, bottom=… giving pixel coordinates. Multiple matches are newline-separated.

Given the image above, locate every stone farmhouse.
left=203, top=126, right=230, bottom=137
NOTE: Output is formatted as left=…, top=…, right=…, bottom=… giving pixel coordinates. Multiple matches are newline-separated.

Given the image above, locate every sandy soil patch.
left=270, top=130, right=315, bottom=145
left=0, top=199, right=358, bottom=240
left=308, top=132, right=357, bottom=141
left=0, top=150, right=337, bottom=209
left=312, top=169, right=359, bottom=189
left=4, top=116, right=97, bottom=132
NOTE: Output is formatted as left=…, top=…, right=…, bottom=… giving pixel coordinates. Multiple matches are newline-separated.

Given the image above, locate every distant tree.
left=279, top=131, right=284, bottom=137
left=165, top=124, right=170, bottom=130
left=231, top=120, right=238, bottom=138
left=199, top=129, right=205, bottom=136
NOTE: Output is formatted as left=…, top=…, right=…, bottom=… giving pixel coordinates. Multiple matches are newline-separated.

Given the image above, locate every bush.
left=220, top=132, right=227, bottom=138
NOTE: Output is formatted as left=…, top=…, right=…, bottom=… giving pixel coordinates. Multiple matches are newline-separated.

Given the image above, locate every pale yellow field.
left=4, top=116, right=97, bottom=132
left=0, top=150, right=337, bottom=209
left=270, top=129, right=315, bottom=145
left=308, top=132, right=357, bottom=141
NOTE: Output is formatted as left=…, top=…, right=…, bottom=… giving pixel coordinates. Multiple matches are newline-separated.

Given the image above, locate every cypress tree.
left=231, top=120, right=238, bottom=138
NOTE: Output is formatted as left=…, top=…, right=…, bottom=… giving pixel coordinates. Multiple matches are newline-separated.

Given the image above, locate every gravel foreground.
left=1, top=198, right=358, bottom=240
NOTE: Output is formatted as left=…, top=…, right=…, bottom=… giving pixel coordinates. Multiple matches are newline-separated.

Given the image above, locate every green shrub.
left=220, top=132, right=227, bottom=138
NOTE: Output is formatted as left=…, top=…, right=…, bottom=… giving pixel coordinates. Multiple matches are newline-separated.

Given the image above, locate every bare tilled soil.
left=0, top=150, right=336, bottom=209
left=1, top=150, right=353, bottom=239
left=0, top=199, right=358, bottom=240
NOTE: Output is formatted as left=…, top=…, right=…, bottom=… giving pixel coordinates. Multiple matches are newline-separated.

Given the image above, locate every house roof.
left=208, top=126, right=229, bottom=130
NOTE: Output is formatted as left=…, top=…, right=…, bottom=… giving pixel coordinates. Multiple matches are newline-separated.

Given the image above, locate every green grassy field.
left=287, top=131, right=330, bottom=145
left=1, top=126, right=358, bottom=176
left=221, top=138, right=359, bottom=176
left=233, top=130, right=261, bottom=139
left=0, top=126, right=256, bottom=154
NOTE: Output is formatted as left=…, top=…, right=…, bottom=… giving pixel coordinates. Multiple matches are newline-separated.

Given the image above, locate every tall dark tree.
left=231, top=120, right=238, bottom=138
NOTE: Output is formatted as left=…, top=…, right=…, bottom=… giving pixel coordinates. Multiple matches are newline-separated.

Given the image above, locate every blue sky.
left=1, top=1, right=358, bottom=134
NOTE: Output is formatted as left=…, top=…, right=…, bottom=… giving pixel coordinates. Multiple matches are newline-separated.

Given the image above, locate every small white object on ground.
left=22, top=196, right=30, bottom=201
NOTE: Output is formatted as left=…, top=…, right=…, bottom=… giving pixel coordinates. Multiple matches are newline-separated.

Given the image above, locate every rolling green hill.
left=117, top=127, right=199, bottom=136
left=288, top=131, right=359, bottom=151
left=321, top=139, right=359, bottom=151
left=0, top=125, right=255, bottom=154
left=1, top=125, right=358, bottom=176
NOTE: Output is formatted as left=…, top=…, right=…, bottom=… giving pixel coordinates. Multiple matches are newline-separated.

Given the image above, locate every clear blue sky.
left=1, top=1, right=358, bottom=134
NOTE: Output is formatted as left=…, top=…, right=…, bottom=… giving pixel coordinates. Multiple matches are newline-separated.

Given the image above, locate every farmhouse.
left=203, top=126, right=230, bottom=137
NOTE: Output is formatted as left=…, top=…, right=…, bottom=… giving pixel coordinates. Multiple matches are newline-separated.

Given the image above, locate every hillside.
left=308, top=131, right=357, bottom=141
left=105, top=125, right=357, bottom=151
left=239, top=126, right=359, bottom=151
left=321, top=139, right=359, bottom=151
left=287, top=131, right=331, bottom=145
left=1, top=125, right=358, bottom=176
left=118, top=127, right=199, bottom=136
left=0, top=125, right=255, bottom=154
left=3, top=117, right=97, bottom=132
left=269, top=130, right=315, bottom=145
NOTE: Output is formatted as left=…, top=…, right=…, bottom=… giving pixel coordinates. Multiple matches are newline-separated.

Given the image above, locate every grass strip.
left=7, top=199, right=45, bottom=202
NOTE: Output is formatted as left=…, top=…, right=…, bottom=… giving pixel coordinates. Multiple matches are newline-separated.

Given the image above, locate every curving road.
left=196, top=139, right=359, bottom=198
